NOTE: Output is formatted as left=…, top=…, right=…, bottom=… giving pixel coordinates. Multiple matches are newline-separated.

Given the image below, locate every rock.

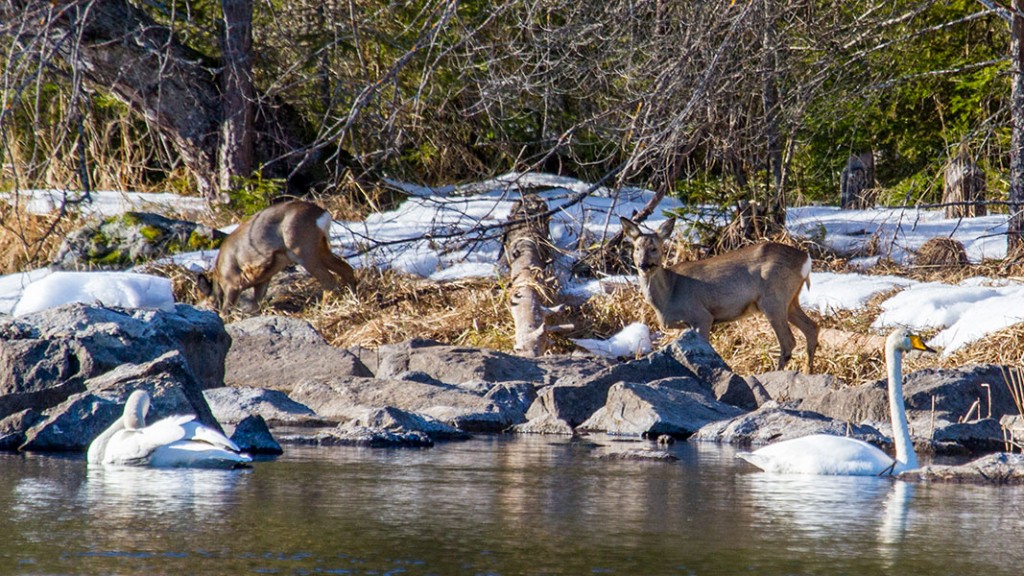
left=375, top=338, right=611, bottom=386
left=351, top=406, right=470, bottom=441
left=932, top=418, right=1005, bottom=453
left=578, top=378, right=745, bottom=438
left=899, top=452, right=1024, bottom=484
left=693, top=401, right=888, bottom=447
left=519, top=332, right=749, bottom=432
left=230, top=415, right=283, bottom=455
left=203, top=386, right=320, bottom=426
left=597, top=449, right=678, bottom=462
left=659, top=330, right=757, bottom=410
left=54, top=211, right=224, bottom=270
left=224, top=316, right=372, bottom=393
left=0, top=409, right=44, bottom=451
left=512, top=413, right=575, bottom=435
left=290, top=377, right=521, bottom=432
left=0, top=303, right=228, bottom=422
left=755, top=364, right=1020, bottom=454
left=20, top=354, right=220, bottom=452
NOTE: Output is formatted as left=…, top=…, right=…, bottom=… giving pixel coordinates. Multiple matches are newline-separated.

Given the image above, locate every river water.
left=2, top=435, right=1022, bottom=575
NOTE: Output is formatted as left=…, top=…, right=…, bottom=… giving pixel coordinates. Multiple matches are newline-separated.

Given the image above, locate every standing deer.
left=198, top=200, right=356, bottom=312
left=621, top=217, right=819, bottom=372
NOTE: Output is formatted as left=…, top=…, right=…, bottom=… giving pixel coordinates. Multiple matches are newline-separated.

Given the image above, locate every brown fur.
left=621, top=217, right=819, bottom=372
left=198, top=200, right=356, bottom=312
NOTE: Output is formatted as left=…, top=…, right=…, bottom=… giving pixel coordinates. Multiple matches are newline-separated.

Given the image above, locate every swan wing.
left=738, top=434, right=895, bottom=476
left=149, top=441, right=252, bottom=469
left=178, top=419, right=242, bottom=452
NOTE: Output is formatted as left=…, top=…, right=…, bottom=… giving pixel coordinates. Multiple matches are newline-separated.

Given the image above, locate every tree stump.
left=840, top=152, right=876, bottom=209
left=503, top=195, right=570, bottom=357
left=943, top=155, right=987, bottom=218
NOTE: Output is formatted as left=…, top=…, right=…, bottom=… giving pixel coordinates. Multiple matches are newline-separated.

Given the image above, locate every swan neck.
left=886, top=344, right=917, bottom=471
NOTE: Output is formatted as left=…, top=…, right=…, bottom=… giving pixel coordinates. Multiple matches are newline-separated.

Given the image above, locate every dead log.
left=943, top=155, right=987, bottom=219
left=503, top=195, right=571, bottom=357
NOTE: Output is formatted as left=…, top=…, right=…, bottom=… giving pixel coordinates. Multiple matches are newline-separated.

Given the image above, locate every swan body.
left=88, top=390, right=251, bottom=469
left=737, top=327, right=933, bottom=476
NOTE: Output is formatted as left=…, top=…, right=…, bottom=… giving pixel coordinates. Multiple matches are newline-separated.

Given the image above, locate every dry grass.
left=4, top=202, right=1023, bottom=385
left=0, top=206, right=79, bottom=274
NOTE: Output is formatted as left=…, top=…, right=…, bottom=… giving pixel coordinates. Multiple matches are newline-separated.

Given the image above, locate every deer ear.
left=196, top=273, right=213, bottom=297
left=656, top=218, right=676, bottom=240
left=620, top=217, right=640, bottom=240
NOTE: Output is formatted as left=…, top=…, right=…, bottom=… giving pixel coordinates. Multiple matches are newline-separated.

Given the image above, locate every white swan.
left=87, top=390, right=252, bottom=469
left=737, top=327, right=934, bottom=476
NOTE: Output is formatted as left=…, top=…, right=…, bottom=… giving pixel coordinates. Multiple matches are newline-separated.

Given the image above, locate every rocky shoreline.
left=1, top=302, right=1021, bottom=483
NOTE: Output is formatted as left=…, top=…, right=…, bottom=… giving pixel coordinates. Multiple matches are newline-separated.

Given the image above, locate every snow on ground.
left=2, top=173, right=1023, bottom=357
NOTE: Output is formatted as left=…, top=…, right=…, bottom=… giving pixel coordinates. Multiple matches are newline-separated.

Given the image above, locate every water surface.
left=2, top=436, right=1022, bottom=575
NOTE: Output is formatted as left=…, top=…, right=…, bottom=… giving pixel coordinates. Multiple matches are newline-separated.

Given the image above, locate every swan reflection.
left=745, top=472, right=913, bottom=565
left=83, top=465, right=250, bottom=522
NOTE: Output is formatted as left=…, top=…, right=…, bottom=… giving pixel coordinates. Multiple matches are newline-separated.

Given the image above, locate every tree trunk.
left=503, top=195, right=569, bottom=357
left=218, top=0, right=256, bottom=199
left=1010, top=1, right=1024, bottom=256
left=942, top=154, right=987, bottom=219
left=840, top=152, right=876, bottom=209
left=8, top=0, right=323, bottom=202
left=761, top=0, right=785, bottom=233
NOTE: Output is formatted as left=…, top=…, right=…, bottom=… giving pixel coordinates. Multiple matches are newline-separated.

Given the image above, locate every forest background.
left=2, top=1, right=1024, bottom=382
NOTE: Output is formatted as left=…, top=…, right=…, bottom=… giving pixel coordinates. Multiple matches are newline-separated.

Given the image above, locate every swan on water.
left=737, top=327, right=934, bottom=476
left=87, top=390, right=252, bottom=469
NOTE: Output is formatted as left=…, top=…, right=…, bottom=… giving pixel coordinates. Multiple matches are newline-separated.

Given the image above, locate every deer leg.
left=322, top=251, right=356, bottom=289
left=762, top=302, right=797, bottom=370
left=788, top=302, right=819, bottom=373
left=222, top=286, right=242, bottom=313
left=252, top=281, right=271, bottom=307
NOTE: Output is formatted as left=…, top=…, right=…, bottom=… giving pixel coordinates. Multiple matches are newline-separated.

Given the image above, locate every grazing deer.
left=621, top=217, right=819, bottom=372
left=198, top=200, right=356, bottom=312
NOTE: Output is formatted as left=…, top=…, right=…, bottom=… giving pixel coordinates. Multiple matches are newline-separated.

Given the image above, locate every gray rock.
left=0, top=303, right=228, bottom=421
left=512, top=413, right=575, bottom=435
left=756, top=364, right=1019, bottom=454
left=290, top=377, right=522, bottom=432
left=578, top=378, right=745, bottom=438
left=0, top=409, right=43, bottom=451
left=20, top=353, right=219, bottom=452
left=230, top=414, right=283, bottom=455
left=519, top=332, right=749, bottom=432
left=932, top=418, right=1005, bottom=453
left=693, top=402, right=887, bottom=447
left=224, top=316, right=372, bottom=392
left=658, top=330, right=757, bottom=410
left=203, top=386, right=320, bottom=426
left=351, top=406, right=470, bottom=441
left=597, top=449, right=679, bottom=462
left=899, top=452, right=1024, bottom=484
left=375, top=338, right=610, bottom=386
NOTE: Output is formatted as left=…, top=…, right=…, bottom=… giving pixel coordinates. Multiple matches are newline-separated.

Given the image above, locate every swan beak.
left=909, top=333, right=936, bottom=354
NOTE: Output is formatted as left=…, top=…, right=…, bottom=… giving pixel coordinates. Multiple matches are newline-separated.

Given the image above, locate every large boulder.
left=578, top=377, right=745, bottom=438
left=375, top=339, right=611, bottom=385
left=18, top=350, right=221, bottom=452
left=224, top=316, right=372, bottom=392
left=0, top=303, right=228, bottom=421
left=204, top=386, right=321, bottom=426
left=519, top=331, right=752, bottom=432
left=756, top=364, right=1017, bottom=453
left=693, top=401, right=888, bottom=447
left=899, top=452, right=1024, bottom=484
left=289, top=376, right=524, bottom=432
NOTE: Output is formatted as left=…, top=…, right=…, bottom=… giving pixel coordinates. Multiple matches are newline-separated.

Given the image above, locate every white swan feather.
left=88, top=390, right=252, bottom=469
